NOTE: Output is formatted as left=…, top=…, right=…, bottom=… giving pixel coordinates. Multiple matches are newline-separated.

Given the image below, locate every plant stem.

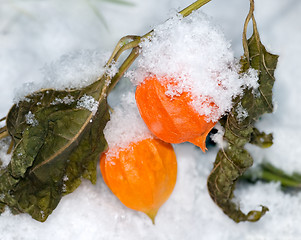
left=244, top=162, right=301, bottom=189
left=7, top=140, right=13, bottom=154
left=242, top=0, right=254, bottom=64
left=112, top=38, right=141, bottom=63
left=108, top=47, right=140, bottom=93
left=0, top=126, right=7, bottom=134
left=105, top=35, right=140, bottom=67
left=141, top=0, right=212, bottom=40
left=261, top=171, right=301, bottom=188
left=179, top=0, right=212, bottom=17
left=0, top=131, right=9, bottom=140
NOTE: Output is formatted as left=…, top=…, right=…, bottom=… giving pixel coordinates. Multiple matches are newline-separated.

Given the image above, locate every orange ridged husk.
left=100, top=138, right=177, bottom=224
left=135, top=76, right=217, bottom=151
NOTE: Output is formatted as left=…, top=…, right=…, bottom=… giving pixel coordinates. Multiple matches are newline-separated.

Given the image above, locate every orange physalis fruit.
left=135, top=75, right=218, bottom=151
left=100, top=138, right=177, bottom=224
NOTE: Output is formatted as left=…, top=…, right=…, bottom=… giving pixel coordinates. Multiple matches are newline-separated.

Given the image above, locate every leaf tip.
left=245, top=205, right=269, bottom=222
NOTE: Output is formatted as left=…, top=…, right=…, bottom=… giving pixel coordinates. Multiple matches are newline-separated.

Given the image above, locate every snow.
left=130, top=11, right=258, bottom=122
left=13, top=50, right=114, bottom=103
left=1, top=0, right=301, bottom=239
left=104, top=91, right=153, bottom=158
left=210, top=123, right=227, bottom=148
left=25, top=111, right=39, bottom=126
left=50, top=95, right=75, bottom=105
left=0, top=138, right=12, bottom=168
left=235, top=102, right=249, bottom=122
left=76, top=94, right=99, bottom=115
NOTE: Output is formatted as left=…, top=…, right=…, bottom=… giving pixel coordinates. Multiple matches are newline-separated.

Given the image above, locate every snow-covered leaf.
left=0, top=77, right=110, bottom=222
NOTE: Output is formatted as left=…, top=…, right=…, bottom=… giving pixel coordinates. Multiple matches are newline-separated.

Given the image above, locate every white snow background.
left=1, top=0, right=301, bottom=239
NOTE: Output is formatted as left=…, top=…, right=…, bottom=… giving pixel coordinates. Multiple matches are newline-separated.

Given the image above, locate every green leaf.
left=207, top=5, right=278, bottom=222
left=0, top=77, right=110, bottom=222
left=243, top=162, right=301, bottom=189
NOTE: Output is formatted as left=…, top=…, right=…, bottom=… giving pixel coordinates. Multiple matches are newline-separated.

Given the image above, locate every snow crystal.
left=13, top=50, right=117, bottom=103
left=76, top=95, right=99, bottom=115
left=25, top=111, right=39, bottom=126
left=50, top=95, right=75, bottom=105
left=63, top=175, right=69, bottom=182
left=61, top=174, right=69, bottom=193
left=241, top=68, right=259, bottom=91
left=103, top=91, right=153, bottom=158
left=129, top=11, right=258, bottom=122
left=106, top=61, right=118, bottom=79
left=236, top=102, right=249, bottom=122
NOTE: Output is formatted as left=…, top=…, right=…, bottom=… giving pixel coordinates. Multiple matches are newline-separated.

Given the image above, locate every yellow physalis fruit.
left=100, top=138, right=177, bottom=224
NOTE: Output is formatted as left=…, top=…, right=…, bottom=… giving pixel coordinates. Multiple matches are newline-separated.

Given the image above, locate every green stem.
left=141, top=0, right=212, bottom=39
left=107, top=47, right=140, bottom=93
left=244, top=162, right=301, bottom=189
left=105, top=35, right=140, bottom=67
left=179, top=0, right=212, bottom=17
left=291, top=173, right=301, bottom=183
left=260, top=171, right=301, bottom=188
left=112, top=38, right=141, bottom=63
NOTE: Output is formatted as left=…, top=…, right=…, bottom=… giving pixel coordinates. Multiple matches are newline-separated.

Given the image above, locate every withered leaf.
left=250, top=128, right=273, bottom=148
left=207, top=11, right=278, bottom=222
left=0, top=76, right=110, bottom=222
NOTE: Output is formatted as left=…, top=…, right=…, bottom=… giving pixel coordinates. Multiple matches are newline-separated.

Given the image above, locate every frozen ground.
left=1, top=0, right=301, bottom=239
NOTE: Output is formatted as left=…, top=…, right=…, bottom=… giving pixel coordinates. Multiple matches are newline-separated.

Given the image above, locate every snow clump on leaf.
left=13, top=50, right=117, bottom=103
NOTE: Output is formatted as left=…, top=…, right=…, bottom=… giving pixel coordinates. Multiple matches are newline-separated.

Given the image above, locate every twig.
left=7, top=140, right=14, bottom=154
left=108, top=47, right=140, bottom=93
left=180, top=0, right=211, bottom=17
left=0, top=126, right=7, bottom=134
left=0, top=131, right=9, bottom=140
left=105, top=35, right=140, bottom=68
left=242, top=0, right=255, bottom=64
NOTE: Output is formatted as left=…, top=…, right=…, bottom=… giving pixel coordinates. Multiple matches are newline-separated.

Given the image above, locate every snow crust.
left=104, top=91, right=153, bottom=158
left=129, top=11, right=258, bottom=122
left=13, top=50, right=116, bottom=103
